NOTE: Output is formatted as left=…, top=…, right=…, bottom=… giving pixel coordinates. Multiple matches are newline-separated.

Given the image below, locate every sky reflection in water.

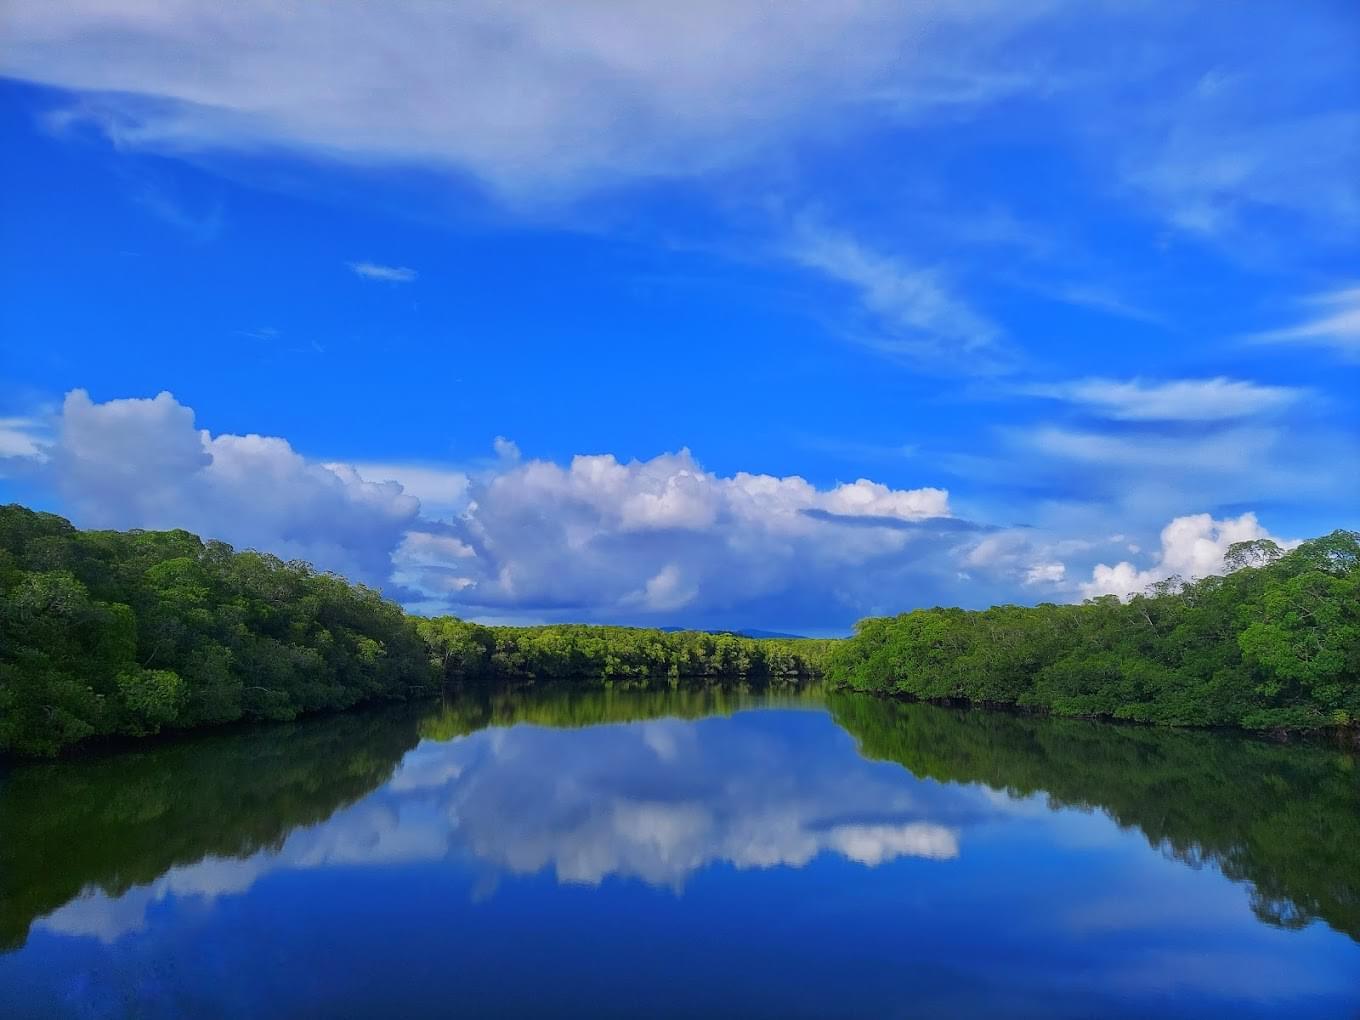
left=3, top=688, right=1358, bottom=1019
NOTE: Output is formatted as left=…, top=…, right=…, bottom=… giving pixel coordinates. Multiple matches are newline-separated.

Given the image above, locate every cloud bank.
left=4, top=390, right=1314, bottom=626
left=6, top=390, right=1029, bottom=626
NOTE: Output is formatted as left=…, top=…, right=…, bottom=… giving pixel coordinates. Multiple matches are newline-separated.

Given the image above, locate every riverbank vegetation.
left=825, top=531, right=1359, bottom=733
left=3, top=505, right=1357, bottom=756
left=0, top=505, right=825, bottom=757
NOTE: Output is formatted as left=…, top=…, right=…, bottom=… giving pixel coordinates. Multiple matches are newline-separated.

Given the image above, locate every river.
left=3, top=685, right=1357, bottom=1017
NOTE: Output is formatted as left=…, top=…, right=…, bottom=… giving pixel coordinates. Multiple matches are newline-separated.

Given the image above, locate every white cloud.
left=26, top=389, right=1339, bottom=628
left=45, top=390, right=421, bottom=584
left=344, top=462, right=471, bottom=519
left=14, top=390, right=997, bottom=624
left=404, top=448, right=961, bottom=619
left=1023, top=424, right=1280, bottom=473
left=1253, top=285, right=1360, bottom=359
left=962, top=532, right=1070, bottom=593
left=1024, top=562, right=1066, bottom=586
left=347, top=261, right=417, bottom=283
left=1081, top=511, right=1297, bottom=599
left=0, top=2, right=1053, bottom=200
left=1023, top=377, right=1303, bottom=421
left=0, top=417, right=50, bottom=462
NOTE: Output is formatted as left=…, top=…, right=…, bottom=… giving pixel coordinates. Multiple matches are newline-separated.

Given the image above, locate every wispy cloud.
left=1020, top=377, right=1304, bottom=422
left=787, top=224, right=1009, bottom=373
left=0, top=417, right=50, bottom=462
left=348, top=261, right=418, bottom=283
left=0, top=3, right=1056, bottom=200
left=1023, top=424, right=1280, bottom=473
left=132, top=181, right=223, bottom=243
left=1034, top=283, right=1167, bottom=327
left=1252, top=285, right=1360, bottom=359
left=1117, top=68, right=1360, bottom=241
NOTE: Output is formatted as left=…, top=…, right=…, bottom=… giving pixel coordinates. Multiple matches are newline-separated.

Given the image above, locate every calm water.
left=3, top=686, right=1358, bottom=1018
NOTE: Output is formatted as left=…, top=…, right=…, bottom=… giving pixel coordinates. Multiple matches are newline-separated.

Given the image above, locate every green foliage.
left=0, top=505, right=433, bottom=757
left=0, top=506, right=829, bottom=757
left=827, top=530, right=1360, bottom=733
left=5, top=502, right=1353, bottom=754
left=420, top=619, right=830, bottom=688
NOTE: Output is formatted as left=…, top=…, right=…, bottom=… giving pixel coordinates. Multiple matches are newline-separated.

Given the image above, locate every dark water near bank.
left=3, top=686, right=1358, bottom=1018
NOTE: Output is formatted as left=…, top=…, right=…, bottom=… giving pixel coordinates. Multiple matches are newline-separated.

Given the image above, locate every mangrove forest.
left=1, top=503, right=1356, bottom=757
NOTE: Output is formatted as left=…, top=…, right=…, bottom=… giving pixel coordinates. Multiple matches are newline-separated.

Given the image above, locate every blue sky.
left=1, top=2, right=1357, bottom=633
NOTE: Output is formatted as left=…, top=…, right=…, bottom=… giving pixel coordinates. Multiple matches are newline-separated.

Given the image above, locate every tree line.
left=0, top=505, right=827, bottom=757
left=825, top=531, right=1359, bottom=733
left=3, top=504, right=1357, bottom=756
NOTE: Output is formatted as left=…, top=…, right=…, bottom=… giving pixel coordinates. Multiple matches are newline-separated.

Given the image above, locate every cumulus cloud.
left=344, top=462, right=470, bottom=519
left=1081, top=512, right=1297, bottom=599
left=0, top=2, right=1051, bottom=200
left=43, top=390, right=420, bottom=584
left=13, top=390, right=1342, bottom=624
left=399, top=447, right=963, bottom=620
left=13, top=390, right=1005, bottom=625
left=963, top=532, right=1069, bottom=592
left=1023, top=377, right=1303, bottom=421
left=1252, top=285, right=1360, bottom=359
left=347, top=261, right=417, bottom=283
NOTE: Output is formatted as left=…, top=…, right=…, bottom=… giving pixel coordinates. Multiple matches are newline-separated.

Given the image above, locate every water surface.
left=3, top=686, right=1358, bottom=1018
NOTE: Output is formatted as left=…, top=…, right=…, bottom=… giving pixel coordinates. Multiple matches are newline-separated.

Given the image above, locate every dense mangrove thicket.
left=826, top=531, right=1360, bottom=732
left=415, top=618, right=830, bottom=688
left=4, top=504, right=1357, bottom=755
left=0, top=506, right=826, bottom=757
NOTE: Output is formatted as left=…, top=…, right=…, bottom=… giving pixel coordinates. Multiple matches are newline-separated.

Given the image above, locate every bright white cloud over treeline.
left=1, top=390, right=1320, bottom=629
left=1081, top=512, right=1298, bottom=600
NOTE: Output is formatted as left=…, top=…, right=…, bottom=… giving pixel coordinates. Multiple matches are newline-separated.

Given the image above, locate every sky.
left=0, top=2, right=1357, bottom=634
